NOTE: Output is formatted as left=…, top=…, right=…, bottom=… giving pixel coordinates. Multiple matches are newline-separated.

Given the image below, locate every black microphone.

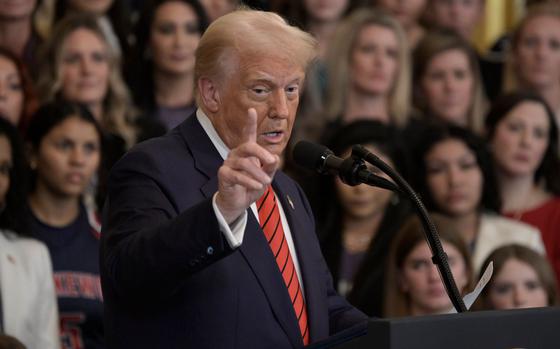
left=293, top=141, right=341, bottom=175
left=292, top=141, right=399, bottom=192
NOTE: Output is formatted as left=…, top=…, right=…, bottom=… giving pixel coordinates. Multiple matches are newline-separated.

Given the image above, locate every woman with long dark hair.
left=0, top=117, right=59, bottom=349
left=412, top=122, right=545, bottom=273
left=27, top=101, right=105, bottom=348
left=128, top=0, right=208, bottom=130
left=486, top=90, right=560, bottom=285
left=307, top=120, right=411, bottom=317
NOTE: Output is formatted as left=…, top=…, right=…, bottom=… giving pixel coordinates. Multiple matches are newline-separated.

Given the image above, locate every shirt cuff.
left=212, top=192, right=246, bottom=248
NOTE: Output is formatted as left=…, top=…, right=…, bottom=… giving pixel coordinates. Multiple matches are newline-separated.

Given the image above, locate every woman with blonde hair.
left=413, top=29, right=487, bottom=134
left=36, top=13, right=164, bottom=207
left=383, top=214, right=473, bottom=317
left=504, top=2, right=560, bottom=121
left=280, top=0, right=355, bottom=145
left=36, top=13, right=142, bottom=147
left=301, top=8, right=411, bottom=143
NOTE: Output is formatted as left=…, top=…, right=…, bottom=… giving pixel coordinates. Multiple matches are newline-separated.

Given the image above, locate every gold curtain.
left=471, top=0, right=527, bottom=53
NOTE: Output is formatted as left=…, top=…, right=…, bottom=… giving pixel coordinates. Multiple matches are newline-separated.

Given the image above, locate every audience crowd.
left=0, top=0, right=559, bottom=348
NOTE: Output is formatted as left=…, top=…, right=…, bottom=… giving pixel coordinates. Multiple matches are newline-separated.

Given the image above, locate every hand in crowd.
left=216, top=108, right=280, bottom=224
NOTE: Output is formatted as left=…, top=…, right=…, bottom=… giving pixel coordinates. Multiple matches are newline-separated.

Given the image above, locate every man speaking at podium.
left=100, top=8, right=367, bottom=349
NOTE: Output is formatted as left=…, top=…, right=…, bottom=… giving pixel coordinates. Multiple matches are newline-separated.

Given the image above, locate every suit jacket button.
left=206, top=246, right=214, bottom=255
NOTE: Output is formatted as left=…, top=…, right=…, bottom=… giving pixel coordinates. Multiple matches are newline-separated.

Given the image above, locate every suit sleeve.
left=101, top=149, right=235, bottom=302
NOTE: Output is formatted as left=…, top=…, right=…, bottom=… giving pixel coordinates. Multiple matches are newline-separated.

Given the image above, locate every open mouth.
left=264, top=131, right=282, bottom=137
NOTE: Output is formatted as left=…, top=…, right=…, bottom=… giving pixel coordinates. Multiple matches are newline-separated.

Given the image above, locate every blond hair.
left=36, top=13, right=137, bottom=147
left=194, top=8, right=317, bottom=105
left=324, top=8, right=412, bottom=127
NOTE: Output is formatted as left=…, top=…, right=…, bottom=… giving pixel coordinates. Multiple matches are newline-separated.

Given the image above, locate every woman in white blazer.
left=0, top=117, right=59, bottom=349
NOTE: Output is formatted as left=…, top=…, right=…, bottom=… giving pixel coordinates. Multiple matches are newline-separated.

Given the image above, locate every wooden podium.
left=309, top=307, right=560, bottom=348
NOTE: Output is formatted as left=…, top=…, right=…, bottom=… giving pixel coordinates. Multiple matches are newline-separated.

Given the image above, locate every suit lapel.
left=179, top=115, right=223, bottom=199
left=239, top=214, right=303, bottom=348
left=273, top=177, right=328, bottom=342
left=180, top=115, right=303, bottom=345
left=0, top=234, right=22, bottom=332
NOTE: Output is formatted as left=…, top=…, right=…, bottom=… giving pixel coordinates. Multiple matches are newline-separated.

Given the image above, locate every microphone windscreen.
left=292, top=141, right=330, bottom=171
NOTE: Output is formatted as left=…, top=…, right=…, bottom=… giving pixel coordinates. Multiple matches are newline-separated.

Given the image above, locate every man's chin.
left=259, top=139, right=288, bottom=156
left=265, top=144, right=286, bottom=157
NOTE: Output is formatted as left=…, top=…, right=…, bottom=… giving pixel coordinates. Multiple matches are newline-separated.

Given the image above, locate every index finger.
left=243, top=108, right=258, bottom=144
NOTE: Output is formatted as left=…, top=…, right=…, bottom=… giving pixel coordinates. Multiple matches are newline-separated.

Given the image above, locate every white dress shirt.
left=196, top=109, right=305, bottom=294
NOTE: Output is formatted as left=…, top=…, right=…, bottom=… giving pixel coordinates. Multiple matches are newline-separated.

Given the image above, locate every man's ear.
left=198, top=77, right=220, bottom=113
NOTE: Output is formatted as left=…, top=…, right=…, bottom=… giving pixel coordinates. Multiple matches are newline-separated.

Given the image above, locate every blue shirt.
left=31, top=205, right=104, bottom=349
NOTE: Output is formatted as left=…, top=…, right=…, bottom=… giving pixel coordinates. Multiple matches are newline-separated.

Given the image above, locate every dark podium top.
left=310, top=307, right=560, bottom=349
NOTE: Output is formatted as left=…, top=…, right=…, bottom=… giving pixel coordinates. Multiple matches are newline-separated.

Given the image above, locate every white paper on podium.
left=447, top=261, right=493, bottom=313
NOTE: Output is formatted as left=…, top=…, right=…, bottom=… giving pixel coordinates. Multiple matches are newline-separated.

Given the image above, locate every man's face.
left=430, top=0, right=484, bottom=39
left=212, top=55, right=304, bottom=156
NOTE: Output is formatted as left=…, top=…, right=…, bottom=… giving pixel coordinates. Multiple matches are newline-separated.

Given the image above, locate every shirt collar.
left=196, top=108, right=230, bottom=161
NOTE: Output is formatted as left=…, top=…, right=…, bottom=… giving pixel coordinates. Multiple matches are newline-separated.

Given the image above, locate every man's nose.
left=0, top=81, right=6, bottom=100
left=270, top=90, right=289, bottom=119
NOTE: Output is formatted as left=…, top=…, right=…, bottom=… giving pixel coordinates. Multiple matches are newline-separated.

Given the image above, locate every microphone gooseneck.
left=292, top=140, right=467, bottom=313
left=352, top=144, right=467, bottom=313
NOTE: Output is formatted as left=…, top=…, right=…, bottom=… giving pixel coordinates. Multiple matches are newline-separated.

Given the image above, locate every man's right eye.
left=251, top=87, right=269, bottom=95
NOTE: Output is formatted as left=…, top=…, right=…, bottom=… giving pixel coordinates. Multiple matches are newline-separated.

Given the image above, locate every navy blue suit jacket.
left=100, top=115, right=367, bottom=348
